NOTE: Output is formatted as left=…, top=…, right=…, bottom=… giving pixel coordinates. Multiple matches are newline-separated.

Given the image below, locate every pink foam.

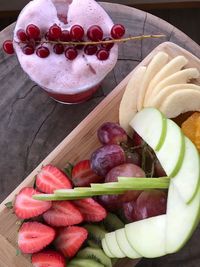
left=14, top=0, right=118, bottom=94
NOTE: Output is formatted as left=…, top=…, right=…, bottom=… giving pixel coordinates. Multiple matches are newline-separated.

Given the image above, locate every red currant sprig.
left=3, top=23, right=164, bottom=61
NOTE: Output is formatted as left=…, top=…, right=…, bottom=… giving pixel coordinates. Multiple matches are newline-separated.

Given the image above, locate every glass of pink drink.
left=13, top=0, right=118, bottom=104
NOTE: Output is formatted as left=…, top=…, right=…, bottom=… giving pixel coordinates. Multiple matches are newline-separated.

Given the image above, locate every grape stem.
left=16, top=34, right=165, bottom=46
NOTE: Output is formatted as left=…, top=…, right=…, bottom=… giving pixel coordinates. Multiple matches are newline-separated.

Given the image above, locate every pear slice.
left=172, top=137, right=200, bottom=204
left=137, top=52, right=169, bottom=111
left=149, top=84, right=200, bottom=108
left=125, top=215, right=166, bottom=258
left=130, top=107, right=167, bottom=151
left=148, top=68, right=199, bottom=102
left=144, top=55, right=188, bottom=105
left=160, top=89, right=200, bottom=118
left=119, top=66, right=147, bottom=137
left=156, top=119, right=185, bottom=177
left=166, top=182, right=200, bottom=253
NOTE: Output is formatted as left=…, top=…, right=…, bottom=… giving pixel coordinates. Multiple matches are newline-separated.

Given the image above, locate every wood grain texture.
left=0, top=2, right=200, bottom=267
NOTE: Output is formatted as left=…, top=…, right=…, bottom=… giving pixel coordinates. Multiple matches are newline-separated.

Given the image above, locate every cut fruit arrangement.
left=7, top=104, right=200, bottom=266
left=3, top=33, right=200, bottom=266
left=8, top=117, right=170, bottom=266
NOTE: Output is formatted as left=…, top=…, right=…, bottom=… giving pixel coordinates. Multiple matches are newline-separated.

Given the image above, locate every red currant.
left=96, top=49, right=109, bottom=61
left=84, top=45, right=98, bottom=55
left=22, top=45, right=35, bottom=55
left=3, top=40, right=14, bottom=54
left=49, top=24, right=62, bottom=40
left=65, top=47, right=78, bottom=60
left=26, top=24, right=40, bottom=40
left=53, top=44, right=64, bottom=54
left=17, top=29, right=28, bottom=42
left=60, top=30, right=71, bottom=42
left=111, top=24, right=125, bottom=39
left=101, top=37, right=114, bottom=50
left=87, top=25, right=103, bottom=41
left=36, top=46, right=50, bottom=58
left=70, top=25, right=84, bottom=41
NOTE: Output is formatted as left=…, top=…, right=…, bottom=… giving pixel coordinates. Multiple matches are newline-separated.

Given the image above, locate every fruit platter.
left=1, top=39, right=200, bottom=267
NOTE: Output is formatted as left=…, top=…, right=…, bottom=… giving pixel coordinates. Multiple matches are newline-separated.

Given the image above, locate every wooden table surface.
left=1, top=2, right=200, bottom=267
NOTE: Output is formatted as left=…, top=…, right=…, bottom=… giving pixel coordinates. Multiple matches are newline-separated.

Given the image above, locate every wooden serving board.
left=0, top=41, right=200, bottom=267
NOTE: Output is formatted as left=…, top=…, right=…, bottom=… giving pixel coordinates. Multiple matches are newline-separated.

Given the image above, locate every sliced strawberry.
left=73, top=198, right=107, bottom=222
left=18, top=222, right=55, bottom=254
left=14, top=187, right=52, bottom=219
left=72, top=160, right=103, bottom=187
left=32, top=250, right=65, bottom=267
left=36, top=165, right=72, bottom=194
left=43, top=201, right=83, bottom=227
left=54, top=226, right=88, bottom=258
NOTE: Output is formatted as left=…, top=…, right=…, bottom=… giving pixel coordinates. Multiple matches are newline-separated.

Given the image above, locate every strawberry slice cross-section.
left=72, top=159, right=103, bottom=187
left=43, top=200, right=83, bottom=227
left=73, top=197, right=107, bottom=222
left=54, top=226, right=88, bottom=258
left=36, top=164, right=72, bottom=194
left=18, top=222, right=55, bottom=254
left=32, top=250, right=65, bottom=267
left=14, top=187, right=52, bottom=219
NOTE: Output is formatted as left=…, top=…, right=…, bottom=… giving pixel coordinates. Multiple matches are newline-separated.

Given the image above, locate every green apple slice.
left=166, top=182, right=200, bottom=253
left=130, top=107, right=167, bottom=151
left=74, top=187, right=125, bottom=195
left=105, top=232, right=126, bottom=258
left=115, top=228, right=141, bottom=259
left=54, top=189, right=94, bottom=197
left=125, top=215, right=166, bottom=258
left=102, top=239, right=115, bottom=258
left=91, top=178, right=170, bottom=190
left=32, top=194, right=82, bottom=201
left=172, top=137, right=200, bottom=203
left=155, top=119, right=185, bottom=177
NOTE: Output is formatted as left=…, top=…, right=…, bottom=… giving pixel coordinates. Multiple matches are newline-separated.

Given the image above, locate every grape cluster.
left=3, top=23, right=125, bottom=61
left=90, top=122, right=168, bottom=222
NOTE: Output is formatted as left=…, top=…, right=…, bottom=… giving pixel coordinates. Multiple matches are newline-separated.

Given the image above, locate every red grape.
left=90, top=145, right=126, bottom=177
left=154, top=159, right=166, bottom=177
left=132, top=131, right=144, bottom=147
left=134, top=190, right=167, bottom=220
left=97, top=122, right=127, bottom=145
left=105, top=163, right=145, bottom=183
left=98, top=163, right=145, bottom=210
left=125, top=151, right=141, bottom=166
left=98, top=195, right=123, bottom=212
left=123, top=200, right=138, bottom=222
left=105, top=163, right=145, bottom=203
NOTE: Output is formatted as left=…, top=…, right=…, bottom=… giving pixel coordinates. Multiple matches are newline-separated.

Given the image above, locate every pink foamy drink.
left=13, top=0, right=119, bottom=104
